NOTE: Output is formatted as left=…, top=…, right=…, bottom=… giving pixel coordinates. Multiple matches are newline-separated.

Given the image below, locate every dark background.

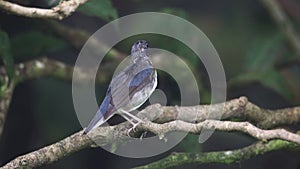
left=0, top=0, right=300, bottom=168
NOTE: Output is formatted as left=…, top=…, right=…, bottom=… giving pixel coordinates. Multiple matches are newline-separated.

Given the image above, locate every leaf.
left=11, top=31, right=67, bottom=58
left=230, top=33, right=293, bottom=100
left=229, top=69, right=292, bottom=100
left=78, top=0, right=118, bottom=21
left=0, top=30, right=14, bottom=81
left=260, top=69, right=293, bottom=100
left=245, top=34, right=285, bottom=72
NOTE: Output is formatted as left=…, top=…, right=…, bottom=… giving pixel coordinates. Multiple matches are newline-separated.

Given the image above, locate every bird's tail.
left=82, top=111, right=106, bottom=135
left=82, top=95, right=112, bottom=135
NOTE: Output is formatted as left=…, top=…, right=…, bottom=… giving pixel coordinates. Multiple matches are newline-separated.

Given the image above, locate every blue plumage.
left=129, top=68, right=153, bottom=87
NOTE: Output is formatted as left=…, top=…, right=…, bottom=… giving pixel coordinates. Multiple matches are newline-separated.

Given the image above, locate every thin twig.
left=0, top=0, right=88, bottom=20
left=46, top=20, right=125, bottom=60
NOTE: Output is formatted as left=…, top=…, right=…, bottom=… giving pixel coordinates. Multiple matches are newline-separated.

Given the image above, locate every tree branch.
left=0, top=123, right=130, bottom=169
left=260, top=0, right=300, bottom=53
left=46, top=20, right=126, bottom=60
left=134, top=120, right=300, bottom=145
left=0, top=0, right=88, bottom=20
left=133, top=139, right=298, bottom=169
left=1, top=97, right=300, bottom=169
left=144, top=97, right=300, bottom=129
left=0, top=131, right=93, bottom=169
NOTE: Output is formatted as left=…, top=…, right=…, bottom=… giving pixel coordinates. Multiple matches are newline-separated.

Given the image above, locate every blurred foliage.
left=11, top=31, right=67, bottom=59
left=32, top=78, right=78, bottom=142
left=245, top=34, right=285, bottom=71
left=0, top=30, right=14, bottom=83
left=179, top=134, right=202, bottom=153
left=161, top=7, right=189, bottom=20
left=78, top=0, right=118, bottom=21
left=43, top=0, right=60, bottom=6
left=229, top=34, right=293, bottom=101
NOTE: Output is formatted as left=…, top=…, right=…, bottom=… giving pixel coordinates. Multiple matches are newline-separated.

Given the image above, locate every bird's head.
left=131, top=40, right=149, bottom=54
left=131, top=40, right=149, bottom=62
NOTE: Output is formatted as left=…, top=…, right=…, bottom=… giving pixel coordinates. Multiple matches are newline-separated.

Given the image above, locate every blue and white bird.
left=83, top=40, right=157, bottom=134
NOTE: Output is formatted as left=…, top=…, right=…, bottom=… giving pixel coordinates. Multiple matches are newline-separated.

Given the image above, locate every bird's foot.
left=119, top=109, right=144, bottom=123
left=140, top=131, right=147, bottom=140
left=126, top=120, right=145, bottom=137
left=128, top=120, right=142, bottom=132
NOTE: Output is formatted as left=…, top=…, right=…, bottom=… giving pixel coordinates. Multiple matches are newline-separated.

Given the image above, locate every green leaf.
left=260, top=69, right=293, bottom=100
left=229, top=69, right=292, bottom=100
left=231, top=33, right=293, bottom=100
left=245, top=34, right=285, bottom=72
left=11, top=31, right=67, bottom=58
left=78, top=0, right=118, bottom=21
left=0, top=30, right=14, bottom=81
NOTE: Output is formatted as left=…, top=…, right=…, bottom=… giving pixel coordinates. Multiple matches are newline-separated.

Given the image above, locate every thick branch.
left=134, top=139, right=298, bottom=169
left=0, top=131, right=93, bottom=169
left=0, top=123, right=130, bottom=169
left=260, top=0, right=300, bottom=52
left=144, top=97, right=300, bottom=129
left=0, top=0, right=87, bottom=20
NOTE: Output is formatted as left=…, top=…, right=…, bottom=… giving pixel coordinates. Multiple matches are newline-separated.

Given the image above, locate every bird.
left=83, top=40, right=157, bottom=134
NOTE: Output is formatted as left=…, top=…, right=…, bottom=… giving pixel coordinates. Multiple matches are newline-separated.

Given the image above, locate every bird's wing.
left=128, top=68, right=156, bottom=99
left=107, top=66, right=133, bottom=109
left=108, top=65, right=155, bottom=109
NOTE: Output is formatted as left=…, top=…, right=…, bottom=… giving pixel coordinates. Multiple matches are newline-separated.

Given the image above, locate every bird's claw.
left=140, top=131, right=147, bottom=140
left=126, top=121, right=143, bottom=136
